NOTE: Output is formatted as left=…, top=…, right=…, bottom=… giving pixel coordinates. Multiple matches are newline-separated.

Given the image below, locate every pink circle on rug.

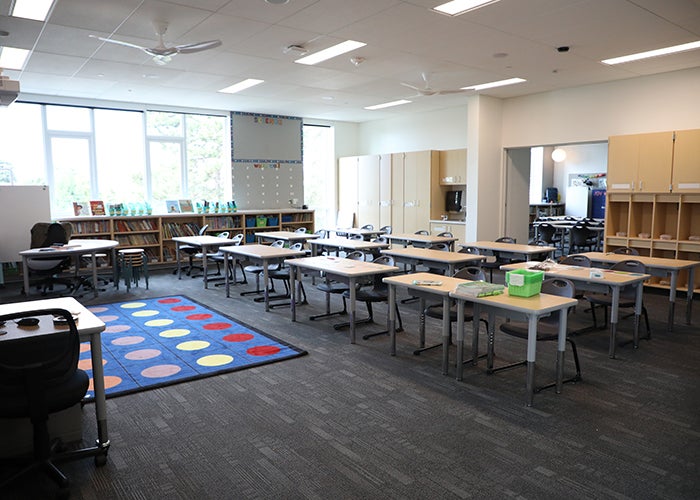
left=125, top=349, right=161, bottom=360
left=80, top=343, right=90, bottom=353
left=204, top=322, right=232, bottom=331
left=223, top=333, right=254, bottom=342
left=89, top=375, right=122, bottom=392
left=186, top=313, right=213, bottom=321
left=172, top=305, right=197, bottom=312
left=98, top=314, right=120, bottom=323
left=78, top=357, right=106, bottom=370
left=89, top=306, right=108, bottom=313
left=248, top=345, right=281, bottom=356
left=141, top=364, right=181, bottom=378
left=111, top=335, right=145, bottom=346
left=158, top=298, right=182, bottom=304
left=105, top=324, right=131, bottom=333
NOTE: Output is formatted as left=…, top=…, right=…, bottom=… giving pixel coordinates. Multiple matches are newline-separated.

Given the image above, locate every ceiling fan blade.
left=91, top=35, right=149, bottom=52
left=400, top=82, right=422, bottom=91
left=437, top=89, right=468, bottom=95
left=175, top=40, right=222, bottom=54
left=145, top=47, right=179, bottom=57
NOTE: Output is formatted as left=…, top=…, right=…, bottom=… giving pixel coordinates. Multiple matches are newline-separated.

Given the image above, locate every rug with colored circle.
left=80, top=295, right=307, bottom=400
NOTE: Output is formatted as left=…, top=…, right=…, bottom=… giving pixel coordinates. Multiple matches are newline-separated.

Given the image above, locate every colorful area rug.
left=80, top=296, right=306, bottom=399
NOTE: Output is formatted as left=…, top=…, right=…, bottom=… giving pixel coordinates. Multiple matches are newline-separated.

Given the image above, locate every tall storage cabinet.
left=607, top=132, right=674, bottom=192
left=391, top=150, right=439, bottom=233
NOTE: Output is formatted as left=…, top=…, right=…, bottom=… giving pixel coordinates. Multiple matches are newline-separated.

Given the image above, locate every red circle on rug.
left=248, top=345, right=281, bottom=356
left=186, top=313, right=213, bottom=321
left=172, top=305, right=196, bottom=312
left=158, top=298, right=182, bottom=304
left=204, top=322, right=232, bottom=330
left=223, top=333, right=254, bottom=342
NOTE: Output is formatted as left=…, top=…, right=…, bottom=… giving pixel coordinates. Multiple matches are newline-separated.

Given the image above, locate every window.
left=0, top=103, right=46, bottom=185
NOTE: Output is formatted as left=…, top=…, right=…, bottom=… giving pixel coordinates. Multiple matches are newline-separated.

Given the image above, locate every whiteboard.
left=231, top=112, right=303, bottom=163
left=0, top=185, right=51, bottom=262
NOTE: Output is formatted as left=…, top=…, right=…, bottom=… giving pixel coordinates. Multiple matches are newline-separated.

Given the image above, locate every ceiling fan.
left=401, top=72, right=468, bottom=97
left=90, top=21, right=222, bottom=65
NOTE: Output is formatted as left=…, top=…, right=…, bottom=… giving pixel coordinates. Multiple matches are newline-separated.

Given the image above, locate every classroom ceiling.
left=1, top=0, right=699, bottom=122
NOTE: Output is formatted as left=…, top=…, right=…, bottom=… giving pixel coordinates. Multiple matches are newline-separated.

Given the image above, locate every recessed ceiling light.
left=295, top=40, right=366, bottom=66
left=461, top=77, right=526, bottom=91
left=432, top=0, right=500, bottom=17
left=601, top=40, right=700, bottom=65
left=0, top=47, right=31, bottom=70
left=11, top=0, right=55, bottom=21
left=364, top=99, right=412, bottom=110
left=218, top=79, right=264, bottom=94
left=265, top=0, right=289, bottom=4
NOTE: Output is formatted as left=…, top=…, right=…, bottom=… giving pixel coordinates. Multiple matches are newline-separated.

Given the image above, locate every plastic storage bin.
left=267, top=216, right=279, bottom=227
left=245, top=216, right=256, bottom=228
left=505, top=269, right=544, bottom=297
left=256, top=215, right=267, bottom=227
left=281, top=215, right=293, bottom=223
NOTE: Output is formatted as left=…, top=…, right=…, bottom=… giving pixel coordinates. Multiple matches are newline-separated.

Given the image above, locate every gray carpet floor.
left=1, top=265, right=699, bottom=499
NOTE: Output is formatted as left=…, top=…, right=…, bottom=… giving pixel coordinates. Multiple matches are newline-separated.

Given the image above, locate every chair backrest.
left=437, top=231, right=453, bottom=238
left=30, top=222, right=71, bottom=248
left=537, top=223, right=557, bottom=243
left=314, top=229, right=329, bottom=239
left=373, top=236, right=389, bottom=244
left=289, top=242, right=303, bottom=251
left=459, top=246, right=481, bottom=255
left=295, top=227, right=307, bottom=233
left=454, top=266, right=485, bottom=281
left=346, top=251, right=365, bottom=261
left=611, top=259, right=647, bottom=298
left=414, top=230, right=430, bottom=235
left=559, top=254, right=592, bottom=267
left=429, top=243, right=450, bottom=252
left=570, top=225, right=592, bottom=245
left=379, top=225, right=392, bottom=234
left=495, top=236, right=516, bottom=244
left=540, top=278, right=576, bottom=325
left=0, top=309, right=84, bottom=418
left=370, top=255, right=395, bottom=289
left=231, top=234, right=244, bottom=245
left=216, top=231, right=230, bottom=239
left=271, top=240, right=285, bottom=248
left=349, top=233, right=364, bottom=240
left=360, top=224, right=374, bottom=230
left=198, top=224, right=209, bottom=236
left=613, top=247, right=639, bottom=256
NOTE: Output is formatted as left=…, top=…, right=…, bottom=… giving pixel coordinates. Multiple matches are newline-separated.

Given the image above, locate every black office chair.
left=536, top=222, right=563, bottom=255
left=481, top=236, right=517, bottom=282
left=241, top=240, right=284, bottom=297
left=584, top=259, right=651, bottom=341
left=493, top=278, right=582, bottom=392
left=173, top=224, right=209, bottom=276
left=310, top=251, right=366, bottom=321
left=0, top=309, right=93, bottom=498
left=25, top=222, right=74, bottom=295
left=336, top=255, right=403, bottom=339
left=416, top=267, right=489, bottom=359
left=568, top=224, right=596, bottom=254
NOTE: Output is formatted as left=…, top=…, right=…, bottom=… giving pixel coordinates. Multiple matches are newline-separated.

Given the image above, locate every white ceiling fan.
left=401, top=72, right=468, bottom=97
left=90, top=21, right=222, bottom=65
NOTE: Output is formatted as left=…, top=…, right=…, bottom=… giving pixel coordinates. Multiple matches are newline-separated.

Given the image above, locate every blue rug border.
left=87, top=295, right=308, bottom=400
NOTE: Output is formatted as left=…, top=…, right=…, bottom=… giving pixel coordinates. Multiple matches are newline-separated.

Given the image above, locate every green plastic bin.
left=505, top=269, right=544, bottom=297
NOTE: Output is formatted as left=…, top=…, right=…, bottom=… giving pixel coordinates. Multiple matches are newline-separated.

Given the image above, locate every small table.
left=255, top=231, right=319, bottom=245
left=0, top=297, right=110, bottom=460
left=219, top=244, right=306, bottom=311
left=451, top=288, right=577, bottom=406
left=19, top=239, right=119, bottom=298
left=387, top=233, right=458, bottom=250
left=172, top=235, right=234, bottom=289
left=286, top=255, right=399, bottom=344
left=381, top=247, right=484, bottom=276
left=308, top=237, right=390, bottom=257
left=502, top=261, right=650, bottom=358
left=460, top=241, right=556, bottom=261
left=579, top=252, right=698, bottom=331
left=338, top=228, right=387, bottom=240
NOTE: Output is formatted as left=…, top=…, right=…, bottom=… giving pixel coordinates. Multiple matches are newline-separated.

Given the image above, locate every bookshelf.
left=60, top=209, right=314, bottom=266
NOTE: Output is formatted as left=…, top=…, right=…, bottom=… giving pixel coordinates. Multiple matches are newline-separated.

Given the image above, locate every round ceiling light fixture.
left=265, top=0, right=289, bottom=4
left=551, top=148, right=567, bottom=162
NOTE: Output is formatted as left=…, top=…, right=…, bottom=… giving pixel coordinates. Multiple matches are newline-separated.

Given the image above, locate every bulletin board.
left=0, top=185, right=51, bottom=262
left=231, top=112, right=304, bottom=209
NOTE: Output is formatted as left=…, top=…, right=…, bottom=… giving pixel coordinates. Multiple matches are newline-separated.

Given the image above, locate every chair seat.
left=1, top=370, right=89, bottom=418
left=349, top=288, right=388, bottom=302
left=317, top=282, right=348, bottom=294
left=499, top=321, right=560, bottom=342
left=585, top=293, right=636, bottom=308
left=424, top=303, right=474, bottom=322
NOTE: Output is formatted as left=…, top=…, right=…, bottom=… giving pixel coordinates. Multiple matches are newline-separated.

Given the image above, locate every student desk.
left=254, top=231, right=319, bottom=245
left=0, top=297, right=110, bottom=462
left=308, top=237, right=389, bottom=257
left=460, top=241, right=557, bottom=261
left=502, top=261, right=650, bottom=358
left=286, top=256, right=398, bottom=344
left=380, top=247, right=484, bottom=276
left=451, top=288, right=578, bottom=406
left=336, top=228, right=387, bottom=240
left=172, top=235, right=233, bottom=289
left=579, top=252, right=699, bottom=331
left=386, top=233, right=458, bottom=250
left=219, top=244, right=306, bottom=311
left=19, top=239, right=119, bottom=298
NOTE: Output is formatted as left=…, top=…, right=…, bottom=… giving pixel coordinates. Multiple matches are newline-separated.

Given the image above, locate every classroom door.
left=504, top=148, right=531, bottom=245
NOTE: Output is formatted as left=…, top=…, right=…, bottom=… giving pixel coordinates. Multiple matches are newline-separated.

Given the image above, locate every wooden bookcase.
left=61, top=209, right=314, bottom=266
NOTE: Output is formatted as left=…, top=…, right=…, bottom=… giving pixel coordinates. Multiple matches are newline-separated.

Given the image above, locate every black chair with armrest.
left=492, top=278, right=582, bottom=392
left=481, top=236, right=517, bottom=282
left=0, top=309, right=102, bottom=499
left=25, top=222, right=74, bottom=296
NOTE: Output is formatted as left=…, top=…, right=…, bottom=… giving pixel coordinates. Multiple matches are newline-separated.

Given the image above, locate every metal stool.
left=117, top=249, right=149, bottom=292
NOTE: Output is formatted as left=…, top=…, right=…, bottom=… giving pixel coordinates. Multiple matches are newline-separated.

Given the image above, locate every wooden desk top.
left=580, top=252, right=699, bottom=270
left=286, top=255, right=398, bottom=277
left=19, top=239, right=119, bottom=257
left=381, top=247, right=484, bottom=265
left=501, top=261, right=651, bottom=286
left=171, top=235, right=233, bottom=246
left=255, top=231, right=319, bottom=241
left=462, top=241, right=557, bottom=255
left=219, top=244, right=306, bottom=260
left=383, top=272, right=468, bottom=296
left=308, top=238, right=390, bottom=250
left=387, top=233, right=458, bottom=245
left=450, top=286, right=578, bottom=314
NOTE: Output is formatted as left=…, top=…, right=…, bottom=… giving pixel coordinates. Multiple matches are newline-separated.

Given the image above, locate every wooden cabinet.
left=439, top=149, right=466, bottom=185
left=392, top=150, right=439, bottom=233
left=672, top=129, right=700, bottom=193
left=607, top=132, right=673, bottom=192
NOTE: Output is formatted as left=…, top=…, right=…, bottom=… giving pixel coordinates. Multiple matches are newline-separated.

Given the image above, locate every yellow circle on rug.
left=132, top=309, right=159, bottom=317
left=176, top=340, right=210, bottom=351
left=145, top=318, right=174, bottom=327
left=160, top=328, right=190, bottom=338
left=120, top=302, right=146, bottom=309
left=197, top=354, right=234, bottom=367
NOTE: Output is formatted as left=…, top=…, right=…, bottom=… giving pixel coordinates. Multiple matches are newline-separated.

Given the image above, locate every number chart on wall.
left=231, top=112, right=303, bottom=208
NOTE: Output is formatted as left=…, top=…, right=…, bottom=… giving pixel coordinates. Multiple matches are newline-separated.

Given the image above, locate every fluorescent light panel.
left=601, top=40, right=700, bottom=65
left=11, top=0, right=55, bottom=21
left=365, top=99, right=412, bottom=110
left=433, top=0, right=500, bottom=16
left=462, top=77, right=526, bottom=91
left=295, top=40, right=366, bottom=65
left=0, top=47, right=31, bottom=70
left=218, top=79, right=264, bottom=94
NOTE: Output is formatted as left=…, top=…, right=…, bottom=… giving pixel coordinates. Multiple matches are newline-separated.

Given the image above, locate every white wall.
left=553, top=143, right=608, bottom=205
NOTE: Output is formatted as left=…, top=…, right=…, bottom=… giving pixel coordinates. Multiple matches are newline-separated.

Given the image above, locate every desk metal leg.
left=224, top=254, right=231, bottom=297
left=22, top=256, right=30, bottom=296
left=176, top=242, right=182, bottom=279
left=555, top=309, right=567, bottom=394
left=608, top=286, right=621, bottom=358
left=202, top=247, right=209, bottom=289
left=349, top=278, right=357, bottom=344
left=455, top=300, right=465, bottom=380
left=389, top=284, right=397, bottom=356
left=525, top=314, right=538, bottom=407
left=687, top=267, right=695, bottom=325
left=262, top=261, right=270, bottom=312
left=90, top=252, right=99, bottom=298
left=441, top=295, right=450, bottom=375
left=89, top=333, right=110, bottom=454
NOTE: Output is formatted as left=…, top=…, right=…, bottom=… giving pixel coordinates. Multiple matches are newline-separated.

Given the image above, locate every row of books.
left=69, top=221, right=110, bottom=234
left=115, top=234, right=159, bottom=246
left=205, top=216, right=241, bottom=229
left=73, top=200, right=106, bottom=216
left=161, top=222, right=201, bottom=239
left=114, top=219, right=158, bottom=232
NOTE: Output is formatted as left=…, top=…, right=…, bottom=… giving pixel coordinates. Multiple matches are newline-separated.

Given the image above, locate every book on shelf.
left=166, top=200, right=181, bottom=213
left=89, top=200, right=106, bottom=216
left=179, top=199, right=194, bottom=213
left=453, top=281, right=504, bottom=298
left=72, top=201, right=89, bottom=216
